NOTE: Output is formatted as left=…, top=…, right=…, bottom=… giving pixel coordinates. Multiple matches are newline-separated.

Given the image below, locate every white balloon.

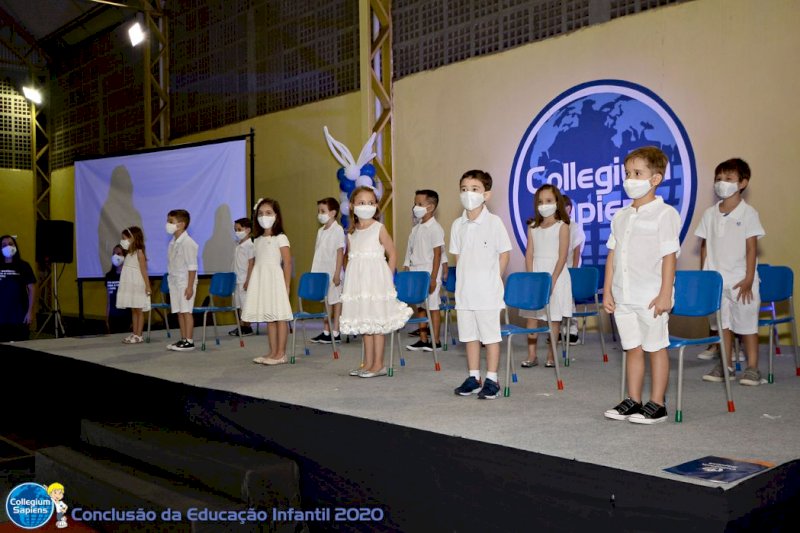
left=355, top=175, right=373, bottom=188
left=340, top=199, right=350, bottom=216
left=373, top=179, right=384, bottom=200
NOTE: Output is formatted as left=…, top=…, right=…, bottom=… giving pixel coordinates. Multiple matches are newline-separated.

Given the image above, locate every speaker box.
left=36, top=220, right=74, bottom=264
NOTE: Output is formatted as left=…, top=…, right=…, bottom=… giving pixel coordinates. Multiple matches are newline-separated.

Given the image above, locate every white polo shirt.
left=695, top=200, right=765, bottom=287
left=232, top=238, right=255, bottom=284
left=569, top=219, right=586, bottom=266
left=449, top=206, right=512, bottom=310
left=311, top=222, right=346, bottom=273
left=606, top=196, right=680, bottom=306
left=404, top=217, right=445, bottom=271
left=167, top=231, right=199, bottom=284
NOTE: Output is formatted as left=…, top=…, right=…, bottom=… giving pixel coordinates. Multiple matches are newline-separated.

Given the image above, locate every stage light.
left=22, top=86, right=42, bottom=104
left=128, top=21, right=145, bottom=46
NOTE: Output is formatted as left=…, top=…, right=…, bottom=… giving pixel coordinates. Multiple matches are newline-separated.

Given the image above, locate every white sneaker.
left=737, top=349, right=746, bottom=362
left=697, top=347, right=719, bottom=360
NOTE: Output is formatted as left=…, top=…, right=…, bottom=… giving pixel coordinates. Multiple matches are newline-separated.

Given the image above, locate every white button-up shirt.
left=606, top=196, right=680, bottom=306
left=449, top=207, right=512, bottom=310
left=404, top=217, right=446, bottom=271
left=168, top=231, right=199, bottom=283
left=695, top=200, right=764, bottom=288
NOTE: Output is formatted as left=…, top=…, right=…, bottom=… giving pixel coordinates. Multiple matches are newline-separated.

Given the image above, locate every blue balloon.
left=337, top=167, right=347, bottom=181
left=360, top=163, right=376, bottom=177
left=341, top=214, right=350, bottom=230
left=339, top=175, right=356, bottom=194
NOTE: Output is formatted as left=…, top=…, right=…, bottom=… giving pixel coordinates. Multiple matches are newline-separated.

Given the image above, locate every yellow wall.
left=0, top=169, right=35, bottom=262
left=393, top=0, right=800, bottom=336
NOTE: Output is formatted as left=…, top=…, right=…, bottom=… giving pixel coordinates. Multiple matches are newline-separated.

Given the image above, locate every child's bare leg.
left=418, top=308, right=430, bottom=342
left=179, top=313, right=193, bottom=339
left=266, top=322, right=278, bottom=357
left=742, top=333, right=759, bottom=369
left=431, top=309, right=441, bottom=345
left=371, top=334, right=386, bottom=370
left=649, top=348, right=669, bottom=405
left=131, top=309, right=143, bottom=336
left=466, top=340, right=481, bottom=371
left=525, top=318, right=538, bottom=362
left=626, top=346, right=645, bottom=402
left=485, top=342, right=500, bottom=374
left=363, top=334, right=375, bottom=370
left=331, top=303, right=341, bottom=333
left=274, top=321, right=288, bottom=357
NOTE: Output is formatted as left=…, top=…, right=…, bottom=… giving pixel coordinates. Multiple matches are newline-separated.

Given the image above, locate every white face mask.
left=234, top=230, right=248, bottom=241
left=412, top=206, right=428, bottom=219
left=165, top=222, right=178, bottom=235
left=714, top=180, right=739, bottom=199
left=354, top=205, right=377, bottom=220
left=258, top=215, right=276, bottom=229
left=460, top=191, right=485, bottom=211
left=622, top=178, right=653, bottom=200
left=111, top=254, right=124, bottom=267
left=120, top=238, right=131, bottom=250
left=2, top=245, right=17, bottom=259
left=317, top=213, right=330, bottom=225
left=537, top=204, right=557, bottom=218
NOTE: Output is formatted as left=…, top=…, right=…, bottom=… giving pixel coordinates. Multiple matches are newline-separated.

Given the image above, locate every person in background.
left=105, top=244, right=132, bottom=334
left=0, top=234, right=36, bottom=342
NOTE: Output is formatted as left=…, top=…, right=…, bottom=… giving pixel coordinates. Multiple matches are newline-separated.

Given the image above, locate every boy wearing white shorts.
left=603, top=147, right=680, bottom=424
left=405, top=189, right=447, bottom=352
left=450, top=170, right=512, bottom=400
left=166, top=209, right=199, bottom=351
left=696, top=158, right=765, bottom=385
left=230, top=217, right=255, bottom=337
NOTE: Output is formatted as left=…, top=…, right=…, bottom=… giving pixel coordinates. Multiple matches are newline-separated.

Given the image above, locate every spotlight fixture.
left=22, top=86, right=42, bottom=104
left=128, top=21, right=145, bottom=46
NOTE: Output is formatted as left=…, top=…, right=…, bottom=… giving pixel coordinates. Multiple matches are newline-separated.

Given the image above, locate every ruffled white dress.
left=241, top=234, right=293, bottom=322
left=340, top=222, right=412, bottom=335
left=520, top=221, right=573, bottom=321
left=116, top=252, right=150, bottom=311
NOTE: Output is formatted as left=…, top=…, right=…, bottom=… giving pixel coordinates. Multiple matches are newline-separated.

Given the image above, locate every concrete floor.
left=9, top=322, right=800, bottom=490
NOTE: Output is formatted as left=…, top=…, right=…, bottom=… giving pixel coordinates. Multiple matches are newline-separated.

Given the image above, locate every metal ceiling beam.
left=141, top=0, right=169, bottom=148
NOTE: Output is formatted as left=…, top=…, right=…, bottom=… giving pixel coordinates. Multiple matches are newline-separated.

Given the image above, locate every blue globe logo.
left=509, top=80, right=696, bottom=266
left=5, top=482, right=54, bottom=529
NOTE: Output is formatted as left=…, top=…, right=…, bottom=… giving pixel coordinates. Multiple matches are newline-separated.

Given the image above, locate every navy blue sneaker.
left=454, top=376, right=482, bottom=396
left=477, top=378, right=500, bottom=400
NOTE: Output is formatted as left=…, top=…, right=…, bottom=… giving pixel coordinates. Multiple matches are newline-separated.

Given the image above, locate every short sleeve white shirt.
left=232, top=238, right=255, bottom=284
left=311, top=222, right=346, bottom=275
left=569, top=220, right=586, bottom=266
left=695, top=200, right=765, bottom=287
left=404, top=217, right=445, bottom=271
left=449, top=207, right=512, bottom=310
left=168, top=232, right=199, bottom=282
left=606, top=197, right=680, bottom=306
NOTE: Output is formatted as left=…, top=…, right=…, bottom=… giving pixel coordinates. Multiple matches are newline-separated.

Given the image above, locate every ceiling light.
left=22, top=86, right=42, bottom=104
left=128, top=21, right=145, bottom=46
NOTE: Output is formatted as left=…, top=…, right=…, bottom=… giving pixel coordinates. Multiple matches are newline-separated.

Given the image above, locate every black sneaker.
left=628, top=401, right=667, bottom=425
left=477, top=378, right=500, bottom=400
left=604, top=398, right=643, bottom=420
left=406, top=340, right=427, bottom=351
left=171, top=339, right=195, bottom=352
left=312, top=332, right=332, bottom=344
left=568, top=333, right=579, bottom=345
left=454, top=376, right=482, bottom=396
left=420, top=341, right=442, bottom=352
left=228, top=325, right=254, bottom=337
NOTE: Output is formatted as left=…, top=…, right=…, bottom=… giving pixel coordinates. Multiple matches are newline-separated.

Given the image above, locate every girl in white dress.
left=520, top=184, right=573, bottom=367
left=116, top=226, right=151, bottom=344
left=340, top=186, right=412, bottom=378
left=244, top=198, right=294, bottom=365
left=310, top=197, right=346, bottom=344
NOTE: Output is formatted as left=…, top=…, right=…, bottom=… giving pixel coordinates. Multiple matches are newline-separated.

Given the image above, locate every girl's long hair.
left=528, top=184, right=570, bottom=228
left=122, top=226, right=147, bottom=257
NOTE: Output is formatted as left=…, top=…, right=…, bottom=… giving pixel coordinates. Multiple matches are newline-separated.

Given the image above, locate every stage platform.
left=2, top=324, right=799, bottom=531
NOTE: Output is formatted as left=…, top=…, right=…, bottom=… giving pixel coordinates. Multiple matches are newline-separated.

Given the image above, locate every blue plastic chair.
left=566, top=267, right=608, bottom=365
left=192, top=272, right=244, bottom=351
left=388, top=271, right=440, bottom=376
left=757, top=265, right=799, bottom=383
left=755, top=264, right=781, bottom=361
left=440, top=266, right=457, bottom=350
left=146, top=274, right=171, bottom=342
left=500, top=272, right=564, bottom=397
left=290, top=272, right=338, bottom=363
left=622, top=271, right=733, bottom=423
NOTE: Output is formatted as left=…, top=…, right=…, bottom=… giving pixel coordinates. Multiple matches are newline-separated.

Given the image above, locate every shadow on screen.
left=98, top=166, right=143, bottom=274
left=203, top=203, right=235, bottom=273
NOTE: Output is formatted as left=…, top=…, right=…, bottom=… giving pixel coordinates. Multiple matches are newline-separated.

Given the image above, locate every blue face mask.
left=2, top=245, right=17, bottom=258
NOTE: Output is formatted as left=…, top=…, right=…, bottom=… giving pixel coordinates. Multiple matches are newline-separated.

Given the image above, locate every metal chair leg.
left=676, top=346, right=685, bottom=422
left=388, top=331, right=395, bottom=376
left=621, top=349, right=627, bottom=402
left=212, top=312, right=220, bottom=346
left=290, top=319, right=298, bottom=364
left=717, top=316, right=735, bottom=412
left=503, top=336, right=512, bottom=397
left=596, top=298, right=608, bottom=363
left=427, top=308, right=441, bottom=371
left=564, top=317, right=571, bottom=367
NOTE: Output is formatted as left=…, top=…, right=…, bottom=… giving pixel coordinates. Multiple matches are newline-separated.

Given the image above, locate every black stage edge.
left=2, top=343, right=798, bottom=532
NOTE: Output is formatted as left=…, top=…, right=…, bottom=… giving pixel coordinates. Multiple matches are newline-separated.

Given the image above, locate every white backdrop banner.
left=75, top=139, right=247, bottom=278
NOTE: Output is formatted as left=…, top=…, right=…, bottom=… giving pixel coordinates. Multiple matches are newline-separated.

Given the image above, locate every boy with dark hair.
left=166, top=209, right=198, bottom=351
left=230, top=217, right=255, bottom=336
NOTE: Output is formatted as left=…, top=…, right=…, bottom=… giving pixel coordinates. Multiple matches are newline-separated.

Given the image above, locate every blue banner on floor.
left=664, top=456, right=774, bottom=483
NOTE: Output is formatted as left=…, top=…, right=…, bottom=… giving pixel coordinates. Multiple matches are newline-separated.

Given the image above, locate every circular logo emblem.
left=509, top=80, right=696, bottom=265
left=5, top=483, right=54, bottom=529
